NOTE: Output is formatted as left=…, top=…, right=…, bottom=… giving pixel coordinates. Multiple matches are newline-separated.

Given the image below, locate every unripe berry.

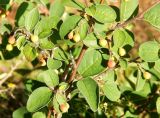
left=99, top=39, right=107, bottom=47
left=107, top=59, right=116, bottom=68
left=143, top=71, right=151, bottom=80
left=73, top=33, right=81, bottom=42
left=31, top=35, right=38, bottom=43
left=119, top=47, right=126, bottom=56
left=8, top=36, right=15, bottom=44
left=6, top=44, right=13, bottom=51
left=60, top=103, right=69, bottom=113
left=68, top=31, right=74, bottom=39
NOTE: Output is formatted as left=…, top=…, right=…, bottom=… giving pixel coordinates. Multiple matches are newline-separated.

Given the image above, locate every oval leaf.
left=78, top=19, right=89, bottom=40
left=27, top=87, right=52, bottom=112
left=34, top=16, right=59, bottom=38
left=39, top=38, right=54, bottom=49
left=50, top=0, right=65, bottom=18
left=16, top=36, right=26, bottom=50
left=12, top=107, right=31, bottom=118
left=120, top=0, right=138, bottom=21
left=139, top=41, right=160, bottom=62
left=154, top=60, right=160, bottom=72
left=78, top=49, right=104, bottom=77
left=32, top=112, right=46, bottom=118
left=77, top=78, right=99, bottom=111
left=83, top=33, right=100, bottom=49
left=25, top=7, right=39, bottom=31
left=15, top=2, right=34, bottom=27
left=60, top=15, right=81, bottom=38
left=144, top=3, right=160, bottom=29
left=23, top=44, right=37, bottom=61
left=38, top=69, right=59, bottom=88
left=47, top=58, right=62, bottom=69
left=93, top=4, right=116, bottom=23
left=102, top=81, right=121, bottom=101
left=113, top=29, right=126, bottom=48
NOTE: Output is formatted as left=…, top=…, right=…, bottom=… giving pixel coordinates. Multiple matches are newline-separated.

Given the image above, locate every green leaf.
left=15, top=2, right=34, bottom=27
left=156, top=97, right=160, bottom=114
left=113, top=29, right=126, bottom=48
left=139, top=41, right=160, bottom=62
left=94, top=22, right=111, bottom=33
left=38, top=69, right=59, bottom=88
left=113, top=29, right=134, bottom=48
left=39, top=38, right=54, bottom=49
left=102, top=81, right=121, bottom=101
left=32, top=112, right=46, bottom=118
left=136, top=69, right=146, bottom=91
left=78, top=49, right=104, bottom=77
left=60, top=15, right=81, bottom=38
left=16, top=36, right=26, bottom=50
left=93, top=4, right=116, bottom=23
left=133, top=82, right=151, bottom=97
left=0, top=19, right=12, bottom=35
left=154, top=60, right=160, bottom=72
left=78, top=19, right=89, bottom=40
left=56, top=92, right=67, bottom=105
left=77, top=78, right=99, bottom=111
left=144, top=3, right=160, bottom=29
left=25, top=7, right=39, bottom=31
left=27, top=87, right=52, bottom=112
left=34, top=16, right=59, bottom=38
left=83, top=33, right=100, bottom=49
left=53, top=96, right=61, bottom=113
left=120, top=0, right=138, bottom=21
left=85, top=5, right=96, bottom=17
left=53, top=47, right=68, bottom=61
left=102, top=70, right=115, bottom=82
left=47, top=58, right=62, bottom=69
left=72, top=46, right=82, bottom=59
left=119, top=59, right=128, bottom=69
left=22, top=44, right=37, bottom=61
left=62, top=0, right=85, bottom=10
left=50, top=0, right=65, bottom=18
left=12, top=107, right=31, bottom=118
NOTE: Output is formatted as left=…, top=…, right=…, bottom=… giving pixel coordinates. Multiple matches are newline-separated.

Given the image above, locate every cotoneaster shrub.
left=0, top=0, right=160, bottom=118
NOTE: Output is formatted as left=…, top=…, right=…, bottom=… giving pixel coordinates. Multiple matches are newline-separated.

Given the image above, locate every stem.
left=61, top=64, right=71, bottom=81
left=67, top=46, right=87, bottom=83
left=47, top=108, right=52, bottom=118
left=0, top=59, right=22, bottom=86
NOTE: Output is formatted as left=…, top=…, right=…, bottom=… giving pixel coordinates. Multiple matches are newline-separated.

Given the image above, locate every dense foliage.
left=0, top=0, right=160, bottom=118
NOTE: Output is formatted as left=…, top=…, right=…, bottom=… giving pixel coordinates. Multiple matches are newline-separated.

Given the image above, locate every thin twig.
left=0, top=60, right=22, bottom=86
left=67, top=46, right=87, bottom=83
left=47, top=108, right=52, bottom=118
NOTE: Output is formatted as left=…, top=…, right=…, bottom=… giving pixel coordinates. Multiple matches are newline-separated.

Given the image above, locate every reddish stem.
left=67, top=46, right=87, bottom=83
